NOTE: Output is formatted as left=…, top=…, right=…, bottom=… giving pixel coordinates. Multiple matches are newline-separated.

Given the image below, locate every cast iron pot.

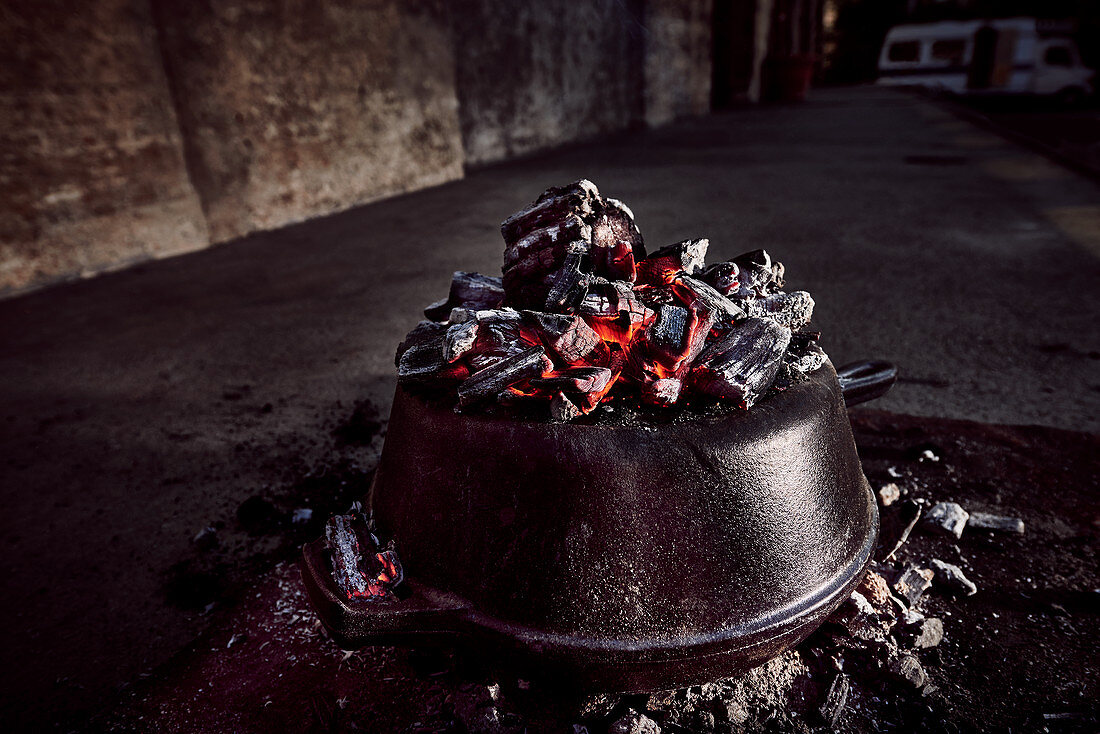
left=302, top=360, right=895, bottom=692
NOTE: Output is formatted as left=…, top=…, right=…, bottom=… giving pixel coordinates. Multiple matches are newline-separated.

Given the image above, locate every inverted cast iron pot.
left=302, top=360, right=896, bottom=692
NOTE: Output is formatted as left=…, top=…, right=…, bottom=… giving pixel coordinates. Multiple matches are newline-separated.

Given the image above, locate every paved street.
left=1, top=86, right=1098, bottom=728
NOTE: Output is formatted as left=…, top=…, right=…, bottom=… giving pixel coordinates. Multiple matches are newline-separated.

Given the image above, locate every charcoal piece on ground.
left=522, top=311, right=605, bottom=365
left=922, top=501, right=969, bottom=539
left=503, top=214, right=590, bottom=269
left=899, top=616, right=944, bottom=649
left=888, top=654, right=927, bottom=688
left=325, top=515, right=369, bottom=599
left=424, top=272, right=504, bottom=321
left=642, top=377, right=682, bottom=407
left=545, top=242, right=592, bottom=312
left=730, top=249, right=783, bottom=298
left=501, top=179, right=601, bottom=243
left=892, top=564, right=934, bottom=606
left=748, top=290, right=815, bottom=329
left=590, top=197, right=644, bottom=282
left=637, top=238, right=709, bottom=285
left=549, top=391, right=583, bottom=422
left=457, top=347, right=553, bottom=408
left=322, top=515, right=401, bottom=601
left=443, top=320, right=480, bottom=363
left=691, top=317, right=792, bottom=407
left=968, top=511, right=1025, bottom=534
left=531, top=367, right=613, bottom=395
left=671, top=274, right=746, bottom=325
left=700, top=260, right=740, bottom=295
left=818, top=673, right=850, bottom=727
left=930, top=558, right=978, bottom=596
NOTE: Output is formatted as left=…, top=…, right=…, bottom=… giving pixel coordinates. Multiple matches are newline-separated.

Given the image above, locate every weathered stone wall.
left=0, top=0, right=209, bottom=294
left=1, top=0, right=724, bottom=295
left=452, top=0, right=646, bottom=167
left=152, top=0, right=465, bottom=244
left=644, top=0, right=714, bottom=127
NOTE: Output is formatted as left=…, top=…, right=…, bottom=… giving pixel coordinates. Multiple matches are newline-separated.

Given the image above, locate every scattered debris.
left=887, top=654, right=927, bottom=688
left=226, top=632, right=248, bottom=649
left=922, top=501, right=969, bottom=539
left=967, top=511, right=1025, bottom=534
left=930, top=559, right=978, bottom=596
left=818, top=673, right=850, bottom=727
left=878, top=482, right=901, bottom=506
left=893, top=564, right=935, bottom=606
left=608, top=709, right=661, bottom=734
left=880, top=499, right=922, bottom=561
left=291, top=508, right=313, bottom=525
left=192, top=525, right=218, bottom=550
left=899, top=617, right=944, bottom=649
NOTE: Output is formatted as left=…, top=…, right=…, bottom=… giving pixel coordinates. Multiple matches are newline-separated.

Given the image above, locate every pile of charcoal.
left=396, top=180, right=825, bottom=421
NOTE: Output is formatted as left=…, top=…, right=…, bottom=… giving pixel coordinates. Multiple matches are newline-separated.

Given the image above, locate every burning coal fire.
left=397, top=180, right=826, bottom=420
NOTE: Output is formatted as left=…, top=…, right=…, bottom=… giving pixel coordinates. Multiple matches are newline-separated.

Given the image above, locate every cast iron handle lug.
left=300, top=538, right=468, bottom=649
left=836, top=360, right=897, bottom=406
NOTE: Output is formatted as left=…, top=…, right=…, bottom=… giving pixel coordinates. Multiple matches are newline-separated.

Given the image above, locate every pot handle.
left=300, top=538, right=468, bottom=649
left=836, top=360, right=897, bottom=406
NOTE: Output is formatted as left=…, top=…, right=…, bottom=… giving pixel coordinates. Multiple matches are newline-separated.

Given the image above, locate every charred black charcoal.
left=501, top=179, right=601, bottom=243
left=590, top=197, right=645, bottom=281
left=523, top=311, right=606, bottom=364
left=671, top=274, right=747, bottom=325
left=691, top=318, right=792, bottom=407
left=397, top=322, right=458, bottom=384
left=646, top=304, right=692, bottom=367
left=327, top=515, right=404, bottom=602
left=424, top=272, right=505, bottom=321
left=730, top=249, right=783, bottom=299
left=549, top=391, right=583, bottom=422
left=747, top=290, right=815, bottom=329
left=395, top=321, right=446, bottom=366
left=700, top=260, right=739, bottom=295
left=545, top=242, right=592, bottom=312
left=531, top=367, right=613, bottom=394
left=443, top=320, right=480, bottom=363
left=636, top=238, right=709, bottom=285
left=503, top=214, right=590, bottom=270
left=642, top=377, right=682, bottom=407
left=457, top=347, right=553, bottom=408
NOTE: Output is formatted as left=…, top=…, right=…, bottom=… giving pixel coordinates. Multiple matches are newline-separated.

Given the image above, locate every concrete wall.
left=453, top=0, right=646, bottom=167
left=1, top=0, right=719, bottom=296
left=644, top=0, right=714, bottom=127
left=152, top=0, right=464, bottom=243
left=0, top=0, right=209, bottom=293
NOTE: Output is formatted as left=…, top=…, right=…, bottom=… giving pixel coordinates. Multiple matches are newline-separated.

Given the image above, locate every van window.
left=931, top=39, right=966, bottom=65
left=887, top=41, right=920, bottom=63
left=1044, top=46, right=1072, bottom=67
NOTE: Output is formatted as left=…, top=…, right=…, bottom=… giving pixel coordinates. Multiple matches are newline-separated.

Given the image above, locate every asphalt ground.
left=0, top=86, right=1098, bottom=728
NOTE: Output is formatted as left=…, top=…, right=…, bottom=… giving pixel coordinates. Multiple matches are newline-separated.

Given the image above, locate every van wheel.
left=1056, top=86, right=1087, bottom=108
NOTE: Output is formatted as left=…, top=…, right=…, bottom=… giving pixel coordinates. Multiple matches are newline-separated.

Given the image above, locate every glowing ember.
left=396, top=180, right=826, bottom=420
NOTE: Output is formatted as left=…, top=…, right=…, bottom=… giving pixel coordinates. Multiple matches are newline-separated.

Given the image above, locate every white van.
left=877, top=17, right=1094, bottom=103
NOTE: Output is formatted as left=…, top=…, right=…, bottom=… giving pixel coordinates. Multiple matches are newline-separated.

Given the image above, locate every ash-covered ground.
left=96, top=408, right=1098, bottom=733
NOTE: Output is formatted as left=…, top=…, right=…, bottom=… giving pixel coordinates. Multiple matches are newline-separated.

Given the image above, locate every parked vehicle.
left=877, top=17, right=1094, bottom=103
